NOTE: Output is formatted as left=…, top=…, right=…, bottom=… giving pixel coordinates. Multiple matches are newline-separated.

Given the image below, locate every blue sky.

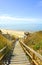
left=0, top=0, right=42, bottom=31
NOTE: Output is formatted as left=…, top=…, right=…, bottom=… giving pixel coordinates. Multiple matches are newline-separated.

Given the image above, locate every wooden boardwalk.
left=9, top=41, right=31, bottom=65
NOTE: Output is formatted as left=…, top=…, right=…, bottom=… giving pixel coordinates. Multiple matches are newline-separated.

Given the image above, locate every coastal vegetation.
left=0, top=30, right=14, bottom=50
left=24, top=31, right=42, bottom=55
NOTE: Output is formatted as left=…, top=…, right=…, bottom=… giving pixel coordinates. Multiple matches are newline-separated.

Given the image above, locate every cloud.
left=0, top=16, right=36, bottom=21
left=0, top=16, right=42, bottom=24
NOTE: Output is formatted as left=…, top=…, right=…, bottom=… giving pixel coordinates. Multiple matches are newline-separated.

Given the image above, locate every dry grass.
left=0, top=34, right=12, bottom=50
left=24, top=31, right=42, bottom=55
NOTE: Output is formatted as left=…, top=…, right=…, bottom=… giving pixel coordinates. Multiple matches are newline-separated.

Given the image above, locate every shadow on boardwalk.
left=2, top=41, right=16, bottom=65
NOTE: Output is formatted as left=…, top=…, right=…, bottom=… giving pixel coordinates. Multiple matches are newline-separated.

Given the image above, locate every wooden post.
left=32, top=53, right=35, bottom=65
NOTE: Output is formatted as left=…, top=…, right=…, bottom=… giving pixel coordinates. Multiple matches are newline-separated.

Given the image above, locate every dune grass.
left=0, top=33, right=14, bottom=61
left=0, top=34, right=13, bottom=50
left=24, top=31, right=42, bottom=55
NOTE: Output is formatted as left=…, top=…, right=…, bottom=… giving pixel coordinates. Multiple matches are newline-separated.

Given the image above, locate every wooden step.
left=9, top=41, right=31, bottom=65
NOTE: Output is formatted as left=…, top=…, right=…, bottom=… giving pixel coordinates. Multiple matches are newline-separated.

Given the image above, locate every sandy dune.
left=1, top=29, right=24, bottom=38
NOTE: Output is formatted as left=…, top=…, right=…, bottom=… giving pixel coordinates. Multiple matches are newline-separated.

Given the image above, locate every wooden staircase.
left=9, top=41, right=31, bottom=65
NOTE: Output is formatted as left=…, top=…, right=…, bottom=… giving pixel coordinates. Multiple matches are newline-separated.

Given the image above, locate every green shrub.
left=33, top=44, right=40, bottom=50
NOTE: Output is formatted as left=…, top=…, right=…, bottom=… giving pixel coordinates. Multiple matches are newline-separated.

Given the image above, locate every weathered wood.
left=20, top=41, right=42, bottom=61
left=0, top=46, right=7, bottom=61
left=0, top=46, right=6, bottom=53
left=9, top=41, right=31, bottom=65
left=21, top=46, right=38, bottom=65
left=19, top=41, right=42, bottom=65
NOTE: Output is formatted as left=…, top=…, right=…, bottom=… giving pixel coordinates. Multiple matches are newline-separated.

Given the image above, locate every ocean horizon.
left=0, top=23, right=42, bottom=32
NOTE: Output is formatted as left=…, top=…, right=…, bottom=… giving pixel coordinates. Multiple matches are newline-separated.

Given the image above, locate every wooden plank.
left=22, top=46, right=38, bottom=65
left=0, top=46, right=7, bottom=61
left=0, top=46, right=6, bottom=53
left=9, top=41, right=31, bottom=65
left=20, top=41, right=42, bottom=61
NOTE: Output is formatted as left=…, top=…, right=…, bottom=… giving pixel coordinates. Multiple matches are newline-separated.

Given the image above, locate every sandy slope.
left=1, top=29, right=24, bottom=38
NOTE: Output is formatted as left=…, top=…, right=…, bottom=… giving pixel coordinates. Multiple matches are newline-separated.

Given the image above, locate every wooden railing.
left=0, top=40, right=15, bottom=61
left=19, top=40, right=42, bottom=65
left=0, top=46, right=7, bottom=61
